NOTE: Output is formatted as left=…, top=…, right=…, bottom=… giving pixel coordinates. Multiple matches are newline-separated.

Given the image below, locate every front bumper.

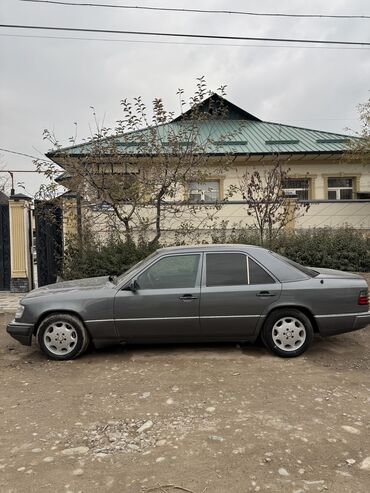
left=6, top=320, right=34, bottom=346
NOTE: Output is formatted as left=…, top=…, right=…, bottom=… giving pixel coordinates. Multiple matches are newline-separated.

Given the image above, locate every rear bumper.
left=353, top=311, right=370, bottom=331
left=6, top=320, right=34, bottom=346
left=316, top=311, right=370, bottom=337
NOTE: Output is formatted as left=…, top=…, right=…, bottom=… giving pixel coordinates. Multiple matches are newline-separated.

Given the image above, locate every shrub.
left=213, top=227, right=370, bottom=272
left=61, top=231, right=158, bottom=280
left=61, top=226, right=370, bottom=280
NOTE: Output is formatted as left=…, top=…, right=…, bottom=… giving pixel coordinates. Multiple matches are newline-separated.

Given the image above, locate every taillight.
left=358, top=290, right=369, bottom=306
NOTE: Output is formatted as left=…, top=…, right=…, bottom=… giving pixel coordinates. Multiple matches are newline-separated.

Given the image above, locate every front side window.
left=283, top=178, right=310, bottom=200
left=137, top=254, right=200, bottom=290
left=206, top=253, right=275, bottom=287
left=189, top=180, right=220, bottom=203
left=328, top=177, right=353, bottom=200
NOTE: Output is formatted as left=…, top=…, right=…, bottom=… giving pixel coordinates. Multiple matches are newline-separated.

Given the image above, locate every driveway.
left=0, top=310, right=369, bottom=493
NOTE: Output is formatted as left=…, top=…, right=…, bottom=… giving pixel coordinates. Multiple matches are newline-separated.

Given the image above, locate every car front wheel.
left=262, top=308, right=314, bottom=358
left=36, top=313, right=89, bottom=361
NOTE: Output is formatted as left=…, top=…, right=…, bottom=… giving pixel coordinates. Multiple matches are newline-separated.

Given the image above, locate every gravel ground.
left=0, top=274, right=369, bottom=493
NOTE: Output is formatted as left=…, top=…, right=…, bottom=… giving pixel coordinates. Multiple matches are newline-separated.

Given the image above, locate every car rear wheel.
left=37, top=313, right=89, bottom=361
left=262, top=308, right=314, bottom=358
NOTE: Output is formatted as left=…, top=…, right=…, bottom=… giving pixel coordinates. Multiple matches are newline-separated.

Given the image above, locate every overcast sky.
left=0, top=0, right=369, bottom=195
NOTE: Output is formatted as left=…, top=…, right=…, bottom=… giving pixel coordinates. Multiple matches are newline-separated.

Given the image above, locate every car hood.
left=313, top=267, right=363, bottom=280
left=23, top=276, right=112, bottom=299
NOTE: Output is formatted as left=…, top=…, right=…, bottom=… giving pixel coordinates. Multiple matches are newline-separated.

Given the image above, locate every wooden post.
left=9, top=194, right=33, bottom=292
left=284, top=197, right=297, bottom=232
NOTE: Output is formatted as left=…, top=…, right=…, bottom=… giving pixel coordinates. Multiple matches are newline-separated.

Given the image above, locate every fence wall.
left=83, top=200, right=370, bottom=242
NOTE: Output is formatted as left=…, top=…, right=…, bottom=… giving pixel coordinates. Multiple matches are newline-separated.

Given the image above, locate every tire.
left=36, top=313, right=90, bottom=361
left=262, top=308, right=314, bottom=358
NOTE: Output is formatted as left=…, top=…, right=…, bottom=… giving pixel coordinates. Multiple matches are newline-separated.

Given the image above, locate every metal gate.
left=35, top=201, right=63, bottom=287
left=0, top=204, right=10, bottom=290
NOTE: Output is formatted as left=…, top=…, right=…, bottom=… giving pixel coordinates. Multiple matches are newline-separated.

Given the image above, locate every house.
left=47, top=94, right=370, bottom=240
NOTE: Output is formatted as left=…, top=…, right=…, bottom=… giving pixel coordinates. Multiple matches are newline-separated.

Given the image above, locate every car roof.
left=156, top=244, right=268, bottom=254
left=154, top=244, right=310, bottom=282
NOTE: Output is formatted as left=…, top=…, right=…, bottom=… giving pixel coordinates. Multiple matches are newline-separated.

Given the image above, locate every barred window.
left=283, top=178, right=310, bottom=200
left=189, top=181, right=220, bottom=202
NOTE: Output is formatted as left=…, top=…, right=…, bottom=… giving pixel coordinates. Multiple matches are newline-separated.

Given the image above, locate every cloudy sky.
left=1, top=0, right=369, bottom=195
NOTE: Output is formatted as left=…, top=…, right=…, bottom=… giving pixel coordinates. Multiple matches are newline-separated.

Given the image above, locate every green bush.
left=213, top=227, right=370, bottom=272
left=61, top=226, right=369, bottom=280
left=61, top=231, right=158, bottom=280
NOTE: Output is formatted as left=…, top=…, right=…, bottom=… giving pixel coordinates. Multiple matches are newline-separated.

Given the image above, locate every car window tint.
left=206, top=253, right=248, bottom=287
left=137, top=255, right=200, bottom=290
left=248, top=257, right=275, bottom=284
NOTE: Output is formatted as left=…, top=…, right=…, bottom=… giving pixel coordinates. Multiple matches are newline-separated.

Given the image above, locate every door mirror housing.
left=129, top=279, right=139, bottom=292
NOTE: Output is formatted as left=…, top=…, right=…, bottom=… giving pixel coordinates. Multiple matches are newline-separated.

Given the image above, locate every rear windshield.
left=270, top=252, right=319, bottom=278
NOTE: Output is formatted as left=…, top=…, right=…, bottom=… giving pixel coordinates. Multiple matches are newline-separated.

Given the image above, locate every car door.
left=200, top=251, right=281, bottom=340
left=114, top=253, right=202, bottom=342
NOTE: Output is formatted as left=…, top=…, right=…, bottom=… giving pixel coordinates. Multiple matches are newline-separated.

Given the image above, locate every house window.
left=189, top=180, right=220, bottom=202
left=283, top=178, right=310, bottom=200
left=327, top=178, right=353, bottom=200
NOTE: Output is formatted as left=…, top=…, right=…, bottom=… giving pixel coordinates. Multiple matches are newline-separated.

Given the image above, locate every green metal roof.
left=47, top=96, right=354, bottom=159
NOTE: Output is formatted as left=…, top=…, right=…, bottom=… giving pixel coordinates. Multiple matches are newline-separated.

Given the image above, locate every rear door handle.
left=256, top=291, right=276, bottom=298
left=179, top=294, right=198, bottom=301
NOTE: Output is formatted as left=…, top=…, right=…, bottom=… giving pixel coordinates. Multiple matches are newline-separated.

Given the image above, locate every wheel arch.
left=33, top=310, right=89, bottom=336
left=262, top=305, right=319, bottom=333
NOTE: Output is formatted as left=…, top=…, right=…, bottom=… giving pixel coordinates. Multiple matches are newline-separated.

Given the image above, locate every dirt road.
left=0, top=312, right=369, bottom=493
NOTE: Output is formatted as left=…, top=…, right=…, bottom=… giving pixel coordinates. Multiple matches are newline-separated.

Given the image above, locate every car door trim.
left=86, top=314, right=263, bottom=323
left=200, top=314, right=262, bottom=319
left=315, top=312, right=364, bottom=318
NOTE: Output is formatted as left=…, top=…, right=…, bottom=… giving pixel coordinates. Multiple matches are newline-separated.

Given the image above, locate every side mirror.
left=129, top=279, right=139, bottom=292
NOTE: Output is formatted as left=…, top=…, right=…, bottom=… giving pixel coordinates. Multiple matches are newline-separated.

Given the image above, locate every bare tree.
left=229, top=161, right=309, bottom=246
left=346, top=96, right=370, bottom=166
left=37, top=77, right=237, bottom=245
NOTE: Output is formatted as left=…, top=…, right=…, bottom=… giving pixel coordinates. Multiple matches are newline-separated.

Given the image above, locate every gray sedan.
left=7, top=244, right=370, bottom=360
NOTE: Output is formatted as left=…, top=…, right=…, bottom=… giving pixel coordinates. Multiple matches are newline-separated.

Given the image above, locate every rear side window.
left=248, top=258, right=275, bottom=284
left=270, top=252, right=318, bottom=278
left=206, top=253, right=248, bottom=287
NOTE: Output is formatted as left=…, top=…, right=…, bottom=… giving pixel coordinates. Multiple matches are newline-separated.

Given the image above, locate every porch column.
left=9, top=194, right=33, bottom=293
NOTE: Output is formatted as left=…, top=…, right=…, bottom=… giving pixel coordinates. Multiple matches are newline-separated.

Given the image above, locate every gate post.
left=61, top=192, right=80, bottom=249
left=9, top=194, right=33, bottom=293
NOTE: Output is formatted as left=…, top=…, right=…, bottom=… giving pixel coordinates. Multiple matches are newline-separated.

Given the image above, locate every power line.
left=19, top=0, right=370, bottom=20
left=2, top=33, right=369, bottom=50
left=1, top=24, right=370, bottom=46
left=0, top=147, right=42, bottom=160
left=0, top=169, right=40, bottom=173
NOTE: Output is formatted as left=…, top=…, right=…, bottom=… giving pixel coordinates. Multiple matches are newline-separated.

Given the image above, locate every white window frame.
left=327, top=178, right=353, bottom=200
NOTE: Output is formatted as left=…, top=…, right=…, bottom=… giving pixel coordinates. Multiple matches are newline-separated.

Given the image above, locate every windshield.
left=270, top=252, right=319, bottom=278
left=115, top=251, right=158, bottom=284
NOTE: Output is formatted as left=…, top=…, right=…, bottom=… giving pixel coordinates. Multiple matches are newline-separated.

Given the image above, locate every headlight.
left=15, top=304, right=25, bottom=320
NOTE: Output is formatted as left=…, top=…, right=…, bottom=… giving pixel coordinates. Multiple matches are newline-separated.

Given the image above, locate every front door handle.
left=256, top=291, right=276, bottom=298
left=179, top=294, right=198, bottom=301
